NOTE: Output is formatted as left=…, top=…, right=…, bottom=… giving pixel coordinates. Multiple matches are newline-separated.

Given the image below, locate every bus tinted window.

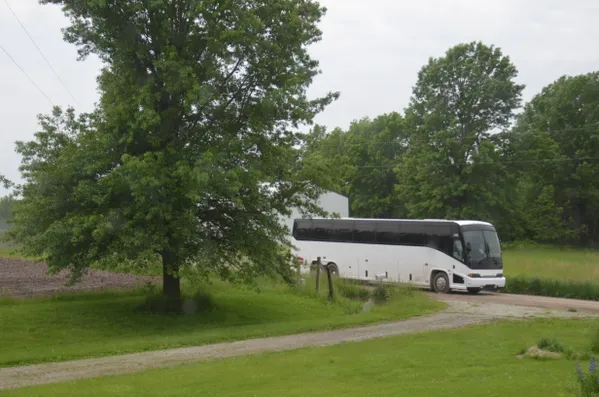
left=293, top=219, right=460, bottom=257
left=311, top=220, right=332, bottom=241
left=426, top=224, right=453, bottom=255
left=293, top=220, right=312, bottom=240
left=354, top=221, right=376, bottom=243
left=376, top=222, right=400, bottom=244
left=330, top=220, right=354, bottom=242
left=398, top=223, right=427, bottom=245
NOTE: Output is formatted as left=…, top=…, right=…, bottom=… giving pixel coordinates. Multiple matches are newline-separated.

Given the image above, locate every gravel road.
left=431, top=290, right=599, bottom=314
left=0, top=298, right=595, bottom=391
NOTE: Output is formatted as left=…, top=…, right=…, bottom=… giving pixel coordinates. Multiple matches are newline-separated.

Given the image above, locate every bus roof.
left=295, top=217, right=494, bottom=228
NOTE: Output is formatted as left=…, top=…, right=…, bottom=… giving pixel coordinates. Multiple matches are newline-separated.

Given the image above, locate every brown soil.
left=0, top=257, right=158, bottom=298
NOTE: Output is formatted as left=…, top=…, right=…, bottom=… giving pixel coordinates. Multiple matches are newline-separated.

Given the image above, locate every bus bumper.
left=464, top=276, right=506, bottom=291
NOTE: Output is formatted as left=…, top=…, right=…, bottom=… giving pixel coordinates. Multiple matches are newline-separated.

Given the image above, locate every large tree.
left=8, top=0, right=337, bottom=308
left=511, top=72, right=599, bottom=244
left=397, top=41, right=525, bottom=223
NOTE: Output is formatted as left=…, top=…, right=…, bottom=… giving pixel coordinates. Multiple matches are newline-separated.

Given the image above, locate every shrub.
left=372, top=283, right=393, bottom=304
left=538, top=338, right=567, bottom=353
left=504, top=276, right=599, bottom=301
left=335, top=279, right=371, bottom=301
left=577, top=358, right=599, bottom=396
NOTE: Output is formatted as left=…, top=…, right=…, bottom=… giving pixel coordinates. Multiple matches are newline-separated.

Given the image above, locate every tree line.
left=304, top=42, right=599, bottom=246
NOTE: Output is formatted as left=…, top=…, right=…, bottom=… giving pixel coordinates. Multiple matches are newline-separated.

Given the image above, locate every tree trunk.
left=162, top=250, right=181, bottom=312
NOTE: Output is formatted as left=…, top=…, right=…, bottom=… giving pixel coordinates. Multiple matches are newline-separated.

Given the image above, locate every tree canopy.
left=396, top=41, right=524, bottom=221
left=8, top=0, right=337, bottom=308
left=511, top=72, right=599, bottom=244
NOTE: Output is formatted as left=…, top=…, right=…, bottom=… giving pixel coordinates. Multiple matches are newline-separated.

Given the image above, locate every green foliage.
left=303, top=113, right=409, bottom=218
left=335, top=279, right=371, bottom=301
left=537, top=338, right=568, bottom=353
left=0, top=196, right=13, bottom=221
left=0, top=174, right=11, bottom=189
left=511, top=72, right=599, bottom=245
left=577, top=358, right=599, bottom=397
left=504, top=276, right=599, bottom=301
left=0, top=196, right=14, bottom=240
left=396, top=41, right=524, bottom=222
left=10, top=0, right=339, bottom=303
left=372, top=283, right=393, bottom=304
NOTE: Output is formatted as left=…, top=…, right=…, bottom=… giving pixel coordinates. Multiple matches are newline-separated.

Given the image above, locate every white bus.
left=291, top=217, right=506, bottom=294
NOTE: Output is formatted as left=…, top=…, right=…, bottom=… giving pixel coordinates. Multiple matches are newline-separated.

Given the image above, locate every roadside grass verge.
left=4, top=318, right=598, bottom=397
left=0, top=276, right=443, bottom=367
left=504, top=276, right=599, bottom=301
left=501, top=244, right=599, bottom=301
left=503, top=244, right=599, bottom=284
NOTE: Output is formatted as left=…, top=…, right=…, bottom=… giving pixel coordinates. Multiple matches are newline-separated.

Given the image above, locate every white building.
left=279, top=190, right=350, bottom=236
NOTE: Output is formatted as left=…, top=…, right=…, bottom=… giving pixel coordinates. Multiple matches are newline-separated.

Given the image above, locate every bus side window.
left=452, top=239, right=464, bottom=262
left=375, top=222, right=400, bottom=244
left=330, top=220, right=354, bottom=242
left=312, top=220, right=332, bottom=241
left=354, top=221, right=376, bottom=243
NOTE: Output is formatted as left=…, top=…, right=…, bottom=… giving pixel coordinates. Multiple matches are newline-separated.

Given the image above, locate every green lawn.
left=4, top=318, right=597, bottom=397
left=0, top=279, right=443, bottom=367
left=504, top=245, right=599, bottom=283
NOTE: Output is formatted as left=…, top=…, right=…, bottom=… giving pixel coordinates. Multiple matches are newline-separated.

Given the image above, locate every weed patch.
left=504, top=276, right=599, bottom=301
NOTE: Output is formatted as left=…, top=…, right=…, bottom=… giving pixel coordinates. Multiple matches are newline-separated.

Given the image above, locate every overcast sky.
left=1, top=0, right=598, bottom=195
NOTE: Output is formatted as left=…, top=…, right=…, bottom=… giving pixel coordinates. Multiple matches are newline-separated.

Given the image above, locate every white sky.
left=1, top=0, right=598, bottom=195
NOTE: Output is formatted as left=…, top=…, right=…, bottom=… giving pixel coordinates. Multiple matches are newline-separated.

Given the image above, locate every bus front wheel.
left=432, top=272, right=450, bottom=293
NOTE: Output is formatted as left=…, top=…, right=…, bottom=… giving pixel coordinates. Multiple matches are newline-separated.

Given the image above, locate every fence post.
left=316, top=257, right=321, bottom=292
left=326, top=264, right=334, bottom=300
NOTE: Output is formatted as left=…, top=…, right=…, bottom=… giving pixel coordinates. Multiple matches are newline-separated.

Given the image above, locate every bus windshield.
left=462, top=228, right=502, bottom=270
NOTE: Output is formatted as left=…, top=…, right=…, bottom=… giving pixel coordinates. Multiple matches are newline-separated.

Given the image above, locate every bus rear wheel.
left=432, top=272, right=450, bottom=293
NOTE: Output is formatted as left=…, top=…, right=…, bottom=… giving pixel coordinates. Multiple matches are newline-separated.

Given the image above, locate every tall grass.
left=504, top=276, right=599, bottom=301
left=503, top=245, right=599, bottom=284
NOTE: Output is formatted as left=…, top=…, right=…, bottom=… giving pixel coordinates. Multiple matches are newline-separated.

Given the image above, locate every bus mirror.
left=466, top=242, right=472, bottom=252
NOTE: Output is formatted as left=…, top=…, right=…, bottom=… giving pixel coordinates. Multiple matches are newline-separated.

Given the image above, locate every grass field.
left=0, top=278, right=443, bottom=367
left=503, top=245, right=599, bottom=283
left=0, top=245, right=36, bottom=260
left=4, top=318, right=597, bottom=397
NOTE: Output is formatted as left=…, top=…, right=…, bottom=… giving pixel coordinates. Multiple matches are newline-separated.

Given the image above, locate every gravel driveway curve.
left=0, top=299, right=595, bottom=391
